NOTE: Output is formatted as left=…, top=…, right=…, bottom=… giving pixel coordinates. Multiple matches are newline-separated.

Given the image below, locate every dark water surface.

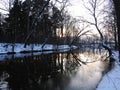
left=0, top=48, right=113, bottom=90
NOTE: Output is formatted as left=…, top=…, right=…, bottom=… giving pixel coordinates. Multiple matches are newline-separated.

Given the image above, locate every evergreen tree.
left=6, top=0, right=64, bottom=44
left=7, top=0, right=23, bottom=42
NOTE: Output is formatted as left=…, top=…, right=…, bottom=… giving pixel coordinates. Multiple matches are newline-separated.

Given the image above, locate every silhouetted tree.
left=103, top=2, right=118, bottom=49
left=112, top=0, right=120, bottom=58
left=7, top=0, right=23, bottom=42
left=81, top=0, right=115, bottom=61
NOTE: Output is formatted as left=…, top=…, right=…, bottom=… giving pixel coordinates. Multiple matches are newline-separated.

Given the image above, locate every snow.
left=0, top=43, right=77, bottom=54
left=97, top=51, right=120, bottom=90
left=0, top=81, right=8, bottom=90
left=0, top=43, right=77, bottom=61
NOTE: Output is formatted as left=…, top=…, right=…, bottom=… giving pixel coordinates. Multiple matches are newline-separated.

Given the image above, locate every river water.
left=0, top=48, right=114, bottom=90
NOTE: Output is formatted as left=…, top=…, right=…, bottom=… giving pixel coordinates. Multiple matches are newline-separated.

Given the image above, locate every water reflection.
left=66, top=60, right=110, bottom=90
left=0, top=49, right=113, bottom=90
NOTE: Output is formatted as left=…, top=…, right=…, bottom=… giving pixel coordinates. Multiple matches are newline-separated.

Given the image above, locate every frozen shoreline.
left=0, top=43, right=77, bottom=54
left=0, top=43, right=77, bottom=60
left=97, top=51, right=120, bottom=90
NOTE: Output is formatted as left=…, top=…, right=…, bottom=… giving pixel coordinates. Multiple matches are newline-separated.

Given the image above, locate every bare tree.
left=102, top=1, right=118, bottom=49
left=70, top=23, right=92, bottom=46
left=61, top=12, right=92, bottom=46
left=82, top=0, right=115, bottom=61
left=112, top=0, right=120, bottom=59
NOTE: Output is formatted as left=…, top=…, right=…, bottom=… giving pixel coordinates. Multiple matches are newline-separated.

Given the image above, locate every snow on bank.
left=0, top=43, right=77, bottom=60
left=0, top=43, right=77, bottom=54
left=97, top=51, right=120, bottom=90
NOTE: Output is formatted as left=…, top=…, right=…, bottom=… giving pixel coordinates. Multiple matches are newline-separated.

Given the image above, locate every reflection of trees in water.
left=63, top=53, right=80, bottom=76
left=4, top=54, right=63, bottom=90
left=0, top=62, right=6, bottom=76
left=79, top=47, right=106, bottom=54
left=0, top=53, right=75, bottom=90
left=0, top=49, right=113, bottom=90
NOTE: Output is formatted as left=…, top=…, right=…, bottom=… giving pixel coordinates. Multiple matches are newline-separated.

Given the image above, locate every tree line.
left=0, top=0, right=120, bottom=55
left=0, top=0, right=69, bottom=44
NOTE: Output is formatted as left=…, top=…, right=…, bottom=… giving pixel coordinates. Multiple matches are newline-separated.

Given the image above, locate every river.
left=0, top=48, right=114, bottom=90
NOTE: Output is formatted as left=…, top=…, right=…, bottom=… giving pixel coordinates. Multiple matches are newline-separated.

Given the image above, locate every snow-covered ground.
left=0, top=43, right=77, bottom=54
left=0, top=43, right=77, bottom=61
left=97, top=51, right=120, bottom=90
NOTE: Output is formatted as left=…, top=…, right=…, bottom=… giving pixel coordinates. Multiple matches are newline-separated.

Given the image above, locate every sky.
left=0, top=0, right=108, bottom=17
left=67, top=0, right=108, bottom=21
left=0, top=0, right=84, bottom=16
left=0, top=0, right=102, bottom=18
left=67, top=0, right=110, bottom=35
left=67, top=0, right=87, bottom=18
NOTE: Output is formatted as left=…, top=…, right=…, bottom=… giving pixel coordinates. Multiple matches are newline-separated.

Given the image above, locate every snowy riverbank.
left=0, top=43, right=77, bottom=60
left=97, top=51, right=120, bottom=90
left=0, top=43, right=77, bottom=54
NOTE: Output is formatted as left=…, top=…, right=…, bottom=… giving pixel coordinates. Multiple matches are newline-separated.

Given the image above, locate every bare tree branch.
left=69, top=22, right=92, bottom=46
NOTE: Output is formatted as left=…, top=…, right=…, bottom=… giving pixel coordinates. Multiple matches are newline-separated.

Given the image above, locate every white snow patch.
left=0, top=81, right=8, bottom=90
left=0, top=43, right=78, bottom=60
left=97, top=51, right=120, bottom=90
left=0, top=43, right=77, bottom=54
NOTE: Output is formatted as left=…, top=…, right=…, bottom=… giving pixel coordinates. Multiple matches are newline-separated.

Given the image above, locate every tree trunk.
left=112, top=0, right=120, bottom=60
